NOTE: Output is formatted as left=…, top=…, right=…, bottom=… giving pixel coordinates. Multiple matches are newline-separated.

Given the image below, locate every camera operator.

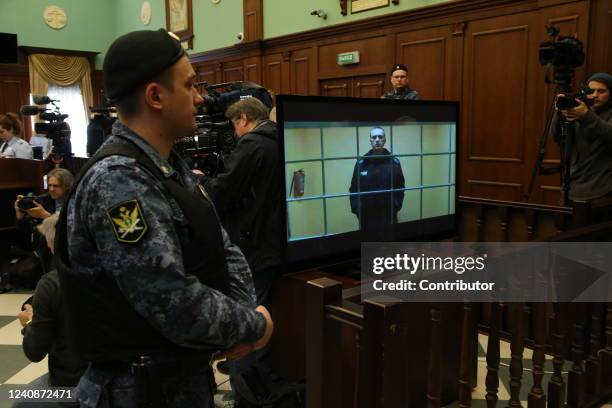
left=551, top=72, right=612, bottom=206
left=0, top=113, right=33, bottom=159
left=199, top=97, right=281, bottom=373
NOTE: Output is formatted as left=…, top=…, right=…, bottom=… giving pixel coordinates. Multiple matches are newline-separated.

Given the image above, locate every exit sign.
left=337, top=51, right=360, bottom=65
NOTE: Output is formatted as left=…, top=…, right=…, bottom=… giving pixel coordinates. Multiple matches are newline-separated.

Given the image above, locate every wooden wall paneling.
left=91, top=70, right=105, bottom=107
left=195, top=63, right=218, bottom=86
left=446, top=22, right=466, bottom=102
left=263, top=52, right=291, bottom=96
left=396, top=27, right=449, bottom=100
left=317, top=36, right=388, bottom=79
left=461, top=11, right=538, bottom=201
left=320, top=77, right=351, bottom=97
left=185, top=0, right=602, bottom=204
left=222, top=60, right=244, bottom=83
left=291, top=48, right=313, bottom=95
left=0, top=65, right=32, bottom=140
left=353, top=74, right=386, bottom=98
left=243, top=0, right=263, bottom=42
left=467, top=180, right=523, bottom=202
left=243, top=55, right=262, bottom=84
left=587, top=0, right=612, bottom=73
left=529, top=2, right=590, bottom=204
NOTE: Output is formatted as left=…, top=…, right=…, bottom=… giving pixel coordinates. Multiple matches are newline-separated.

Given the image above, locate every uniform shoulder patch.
left=106, top=199, right=148, bottom=243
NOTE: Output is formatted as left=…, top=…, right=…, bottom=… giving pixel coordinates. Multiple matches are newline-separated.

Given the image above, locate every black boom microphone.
left=20, top=105, right=45, bottom=116
left=32, top=95, right=59, bottom=105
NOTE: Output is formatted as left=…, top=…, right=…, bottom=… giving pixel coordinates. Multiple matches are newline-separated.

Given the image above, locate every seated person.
left=16, top=214, right=86, bottom=408
left=0, top=112, right=33, bottom=159
left=4, top=169, right=74, bottom=289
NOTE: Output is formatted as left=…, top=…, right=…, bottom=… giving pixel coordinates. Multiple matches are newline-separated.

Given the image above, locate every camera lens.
left=555, top=95, right=578, bottom=110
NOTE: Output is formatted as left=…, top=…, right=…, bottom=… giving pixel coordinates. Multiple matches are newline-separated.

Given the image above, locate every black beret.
left=103, top=29, right=185, bottom=102
left=390, top=64, right=408, bottom=74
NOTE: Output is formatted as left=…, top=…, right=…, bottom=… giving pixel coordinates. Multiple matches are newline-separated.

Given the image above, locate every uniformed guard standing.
left=382, top=64, right=420, bottom=100
left=349, top=127, right=405, bottom=241
left=55, top=29, right=273, bottom=408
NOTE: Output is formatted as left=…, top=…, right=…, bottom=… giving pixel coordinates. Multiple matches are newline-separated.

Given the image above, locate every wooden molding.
left=340, top=0, right=348, bottom=16
left=0, top=63, right=28, bottom=75
left=451, top=22, right=466, bottom=36
left=188, top=0, right=556, bottom=63
left=19, top=46, right=99, bottom=59
left=189, top=40, right=263, bottom=63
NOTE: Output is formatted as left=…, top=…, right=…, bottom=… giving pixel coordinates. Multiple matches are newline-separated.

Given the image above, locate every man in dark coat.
left=350, top=127, right=405, bottom=241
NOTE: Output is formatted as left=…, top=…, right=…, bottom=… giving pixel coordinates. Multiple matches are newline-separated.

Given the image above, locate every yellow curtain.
left=28, top=54, right=93, bottom=118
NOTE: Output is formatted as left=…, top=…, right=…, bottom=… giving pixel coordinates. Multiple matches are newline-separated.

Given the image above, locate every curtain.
left=28, top=54, right=93, bottom=118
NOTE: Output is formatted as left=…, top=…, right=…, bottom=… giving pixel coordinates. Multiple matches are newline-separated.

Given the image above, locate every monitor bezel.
left=276, top=94, right=461, bottom=273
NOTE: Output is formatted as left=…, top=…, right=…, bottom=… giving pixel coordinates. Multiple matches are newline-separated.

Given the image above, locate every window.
left=45, top=83, right=88, bottom=157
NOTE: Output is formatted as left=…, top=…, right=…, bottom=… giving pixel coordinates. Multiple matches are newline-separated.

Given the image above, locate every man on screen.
left=349, top=127, right=405, bottom=240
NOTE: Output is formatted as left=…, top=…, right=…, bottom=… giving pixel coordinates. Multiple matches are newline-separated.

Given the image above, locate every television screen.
left=276, top=95, right=459, bottom=271
left=0, top=33, right=18, bottom=64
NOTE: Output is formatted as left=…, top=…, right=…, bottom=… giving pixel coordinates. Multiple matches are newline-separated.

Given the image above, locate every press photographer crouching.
left=550, top=72, right=612, bottom=215
left=3, top=168, right=74, bottom=291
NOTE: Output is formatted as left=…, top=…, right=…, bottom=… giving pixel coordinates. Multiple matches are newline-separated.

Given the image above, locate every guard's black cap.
left=390, top=64, right=408, bottom=74
left=103, top=29, right=185, bottom=102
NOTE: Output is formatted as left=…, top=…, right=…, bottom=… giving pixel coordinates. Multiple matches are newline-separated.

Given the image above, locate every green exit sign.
left=337, top=51, right=360, bottom=65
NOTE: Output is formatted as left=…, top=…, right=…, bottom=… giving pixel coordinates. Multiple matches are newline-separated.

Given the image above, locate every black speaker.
left=0, top=33, right=18, bottom=64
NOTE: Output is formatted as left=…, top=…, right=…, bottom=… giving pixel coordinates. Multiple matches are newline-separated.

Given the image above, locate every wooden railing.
left=457, top=196, right=576, bottom=242
left=305, top=210, right=612, bottom=407
left=306, top=282, right=611, bottom=407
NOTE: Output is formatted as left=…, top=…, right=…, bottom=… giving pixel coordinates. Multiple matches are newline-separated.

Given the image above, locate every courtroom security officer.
left=349, top=127, right=405, bottom=241
left=382, top=64, right=420, bottom=100
left=55, top=29, right=273, bottom=408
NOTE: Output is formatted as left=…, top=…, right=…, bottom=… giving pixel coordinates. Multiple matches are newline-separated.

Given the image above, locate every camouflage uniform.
left=382, top=88, right=420, bottom=100
left=66, top=121, right=266, bottom=407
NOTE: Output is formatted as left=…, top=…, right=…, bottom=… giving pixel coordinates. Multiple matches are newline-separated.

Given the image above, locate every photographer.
left=551, top=72, right=612, bottom=205
left=6, top=168, right=74, bottom=289
left=15, top=168, right=74, bottom=223
left=200, top=97, right=281, bottom=372
left=0, top=113, right=33, bottom=159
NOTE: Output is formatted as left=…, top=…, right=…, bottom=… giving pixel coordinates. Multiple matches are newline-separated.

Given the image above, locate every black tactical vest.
left=56, top=141, right=230, bottom=363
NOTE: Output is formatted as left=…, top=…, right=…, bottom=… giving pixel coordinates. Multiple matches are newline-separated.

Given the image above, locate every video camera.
left=16, top=193, right=49, bottom=211
left=20, top=95, right=72, bottom=161
left=538, top=25, right=585, bottom=98
left=174, top=81, right=273, bottom=174
left=555, top=87, right=594, bottom=110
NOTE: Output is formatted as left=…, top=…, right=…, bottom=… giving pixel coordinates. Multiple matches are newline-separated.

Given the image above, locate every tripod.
left=525, top=71, right=576, bottom=206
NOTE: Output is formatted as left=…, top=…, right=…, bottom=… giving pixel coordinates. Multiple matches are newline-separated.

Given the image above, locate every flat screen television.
left=0, top=33, right=18, bottom=64
left=276, top=95, right=460, bottom=272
